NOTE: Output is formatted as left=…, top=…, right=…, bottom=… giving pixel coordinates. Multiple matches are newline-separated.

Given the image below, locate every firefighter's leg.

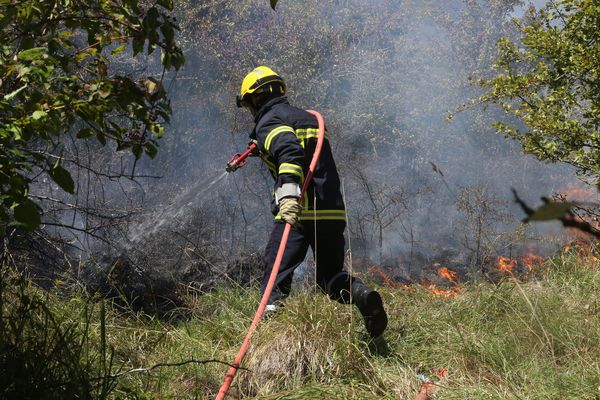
left=261, top=221, right=309, bottom=306
left=311, top=220, right=388, bottom=338
left=308, top=220, right=351, bottom=299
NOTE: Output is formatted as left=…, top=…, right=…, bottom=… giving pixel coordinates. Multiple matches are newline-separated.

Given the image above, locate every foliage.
left=0, top=269, right=118, bottom=399
left=478, top=0, right=600, bottom=178
left=3, top=248, right=599, bottom=399
left=0, top=0, right=184, bottom=232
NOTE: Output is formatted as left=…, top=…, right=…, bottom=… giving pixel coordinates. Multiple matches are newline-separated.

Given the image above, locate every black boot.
left=352, top=283, right=388, bottom=338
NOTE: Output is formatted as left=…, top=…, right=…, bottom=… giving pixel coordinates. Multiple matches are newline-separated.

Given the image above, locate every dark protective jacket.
left=249, top=96, right=346, bottom=221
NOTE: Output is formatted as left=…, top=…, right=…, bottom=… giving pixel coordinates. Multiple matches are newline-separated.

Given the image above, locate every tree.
left=0, top=0, right=184, bottom=234
left=477, top=0, right=600, bottom=178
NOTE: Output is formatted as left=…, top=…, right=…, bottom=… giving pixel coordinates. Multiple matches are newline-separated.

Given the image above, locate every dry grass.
left=2, top=249, right=599, bottom=399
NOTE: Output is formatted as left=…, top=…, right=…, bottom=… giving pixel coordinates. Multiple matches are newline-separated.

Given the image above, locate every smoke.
left=109, top=0, right=575, bottom=278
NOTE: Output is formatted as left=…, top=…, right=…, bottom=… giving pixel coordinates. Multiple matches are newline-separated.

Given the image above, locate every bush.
left=0, top=269, right=117, bottom=399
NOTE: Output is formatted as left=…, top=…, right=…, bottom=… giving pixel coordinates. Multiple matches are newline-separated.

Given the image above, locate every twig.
left=41, top=222, right=110, bottom=243
left=109, top=358, right=250, bottom=378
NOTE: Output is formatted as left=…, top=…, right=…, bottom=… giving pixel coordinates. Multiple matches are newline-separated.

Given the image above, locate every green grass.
left=2, top=250, right=599, bottom=399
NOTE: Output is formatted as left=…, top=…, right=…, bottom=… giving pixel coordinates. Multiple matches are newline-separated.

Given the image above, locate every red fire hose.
left=215, top=110, right=326, bottom=400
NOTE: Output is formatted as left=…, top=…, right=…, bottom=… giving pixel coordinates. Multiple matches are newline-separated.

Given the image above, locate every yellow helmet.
left=237, top=66, right=286, bottom=107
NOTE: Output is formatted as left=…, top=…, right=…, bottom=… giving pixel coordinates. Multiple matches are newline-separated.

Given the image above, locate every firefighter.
left=237, top=66, right=388, bottom=338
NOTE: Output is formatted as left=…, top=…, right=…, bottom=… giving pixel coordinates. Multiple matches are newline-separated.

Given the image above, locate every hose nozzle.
left=226, top=142, right=258, bottom=173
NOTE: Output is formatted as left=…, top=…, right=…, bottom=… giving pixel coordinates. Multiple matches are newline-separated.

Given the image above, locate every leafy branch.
left=0, top=0, right=184, bottom=233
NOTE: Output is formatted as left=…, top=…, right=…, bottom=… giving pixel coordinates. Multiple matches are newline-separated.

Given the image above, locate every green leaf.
left=144, top=7, right=160, bottom=31
left=150, top=123, right=164, bottom=138
left=76, top=128, right=93, bottom=138
left=16, top=65, right=30, bottom=78
left=143, top=79, right=158, bottom=95
left=49, top=161, right=75, bottom=194
left=17, top=47, right=45, bottom=61
left=116, top=141, right=131, bottom=151
left=144, top=142, right=158, bottom=158
left=270, top=0, right=278, bottom=9
left=132, top=34, right=145, bottom=56
left=4, top=84, right=28, bottom=100
left=157, top=0, right=173, bottom=11
left=96, top=131, right=107, bottom=146
left=32, top=110, right=47, bottom=120
left=132, top=144, right=142, bottom=159
left=160, top=49, right=171, bottom=69
left=528, top=201, right=576, bottom=221
left=170, top=49, right=184, bottom=70
left=160, top=22, right=174, bottom=44
left=111, top=44, right=127, bottom=56
left=98, top=87, right=112, bottom=99
left=9, top=175, right=27, bottom=192
left=13, top=199, right=40, bottom=231
left=75, top=52, right=88, bottom=62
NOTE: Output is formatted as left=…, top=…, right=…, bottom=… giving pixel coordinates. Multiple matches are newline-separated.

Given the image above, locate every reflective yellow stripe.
left=278, top=163, right=304, bottom=180
left=265, top=125, right=295, bottom=152
left=300, top=209, right=346, bottom=216
left=275, top=209, right=346, bottom=221
left=295, top=128, right=329, bottom=141
left=275, top=215, right=347, bottom=221
left=294, top=128, right=329, bottom=148
left=299, top=215, right=347, bottom=221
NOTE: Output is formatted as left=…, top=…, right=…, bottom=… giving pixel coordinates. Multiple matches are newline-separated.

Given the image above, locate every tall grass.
left=0, top=270, right=117, bottom=399
left=1, top=249, right=599, bottom=399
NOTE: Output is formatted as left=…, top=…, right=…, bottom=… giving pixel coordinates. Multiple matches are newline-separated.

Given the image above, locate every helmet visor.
left=236, top=94, right=248, bottom=108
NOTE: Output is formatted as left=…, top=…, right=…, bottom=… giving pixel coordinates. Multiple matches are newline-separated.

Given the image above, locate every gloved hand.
left=278, top=197, right=302, bottom=226
left=248, top=139, right=260, bottom=156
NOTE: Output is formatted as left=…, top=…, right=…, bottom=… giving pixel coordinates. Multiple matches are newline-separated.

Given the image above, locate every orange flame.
left=522, top=252, right=544, bottom=272
left=497, top=256, right=517, bottom=274
left=425, top=265, right=462, bottom=297
left=437, top=266, right=458, bottom=283
left=425, top=284, right=462, bottom=298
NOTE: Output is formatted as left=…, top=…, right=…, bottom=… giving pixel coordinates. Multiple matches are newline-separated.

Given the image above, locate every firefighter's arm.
left=256, top=123, right=304, bottom=224
left=256, top=123, right=304, bottom=196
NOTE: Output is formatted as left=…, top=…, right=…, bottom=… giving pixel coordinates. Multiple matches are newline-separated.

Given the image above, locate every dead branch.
left=512, top=188, right=600, bottom=239
left=109, top=358, right=250, bottom=378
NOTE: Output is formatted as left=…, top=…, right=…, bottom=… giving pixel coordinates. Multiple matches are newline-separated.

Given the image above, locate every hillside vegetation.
left=2, top=246, right=599, bottom=399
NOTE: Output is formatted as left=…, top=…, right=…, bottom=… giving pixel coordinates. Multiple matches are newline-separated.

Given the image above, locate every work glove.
left=278, top=197, right=302, bottom=226
left=248, top=139, right=260, bottom=156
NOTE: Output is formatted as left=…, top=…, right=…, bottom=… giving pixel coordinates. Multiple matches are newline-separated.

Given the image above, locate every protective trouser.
left=261, top=220, right=362, bottom=305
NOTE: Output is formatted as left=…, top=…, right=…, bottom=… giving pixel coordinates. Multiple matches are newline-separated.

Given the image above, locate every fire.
left=425, top=284, right=462, bottom=298
left=497, top=256, right=517, bottom=274
left=522, top=252, right=544, bottom=272
left=368, top=265, right=462, bottom=297
left=368, top=266, right=408, bottom=289
left=437, top=266, right=458, bottom=283
left=425, top=265, right=461, bottom=297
